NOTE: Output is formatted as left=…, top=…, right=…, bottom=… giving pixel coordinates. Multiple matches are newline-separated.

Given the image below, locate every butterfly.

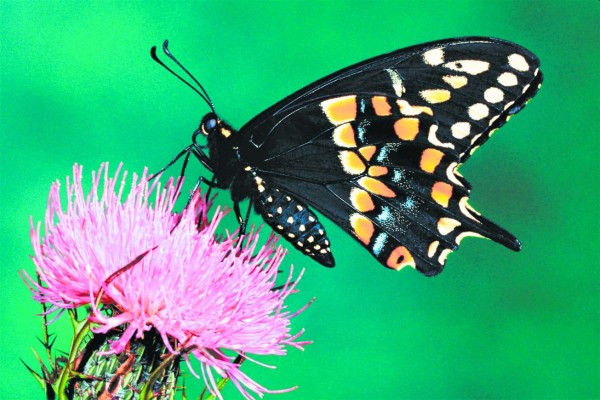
left=152, top=37, right=542, bottom=276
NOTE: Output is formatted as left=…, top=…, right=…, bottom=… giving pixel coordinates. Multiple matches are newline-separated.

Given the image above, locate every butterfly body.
left=186, top=37, right=542, bottom=276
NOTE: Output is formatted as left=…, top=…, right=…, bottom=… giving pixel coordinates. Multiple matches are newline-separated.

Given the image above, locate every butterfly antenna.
left=150, top=42, right=216, bottom=113
left=161, top=40, right=216, bottom=113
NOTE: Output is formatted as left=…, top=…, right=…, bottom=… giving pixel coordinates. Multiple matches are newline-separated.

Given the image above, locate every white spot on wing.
left=443, top=60, right=490, bottom=75
left=423, top=48, right=445, bottom=66
left=459, top=197, right=480, bottom=222
left=446, top=162, right=464, bottom=187
left=437, top=218, right=461, bottom=235
left=456, top=231, right=484, bottom=244
left=428, top=125, right=455, bottom=149
left=427, top=240, right=440, bottom=258
left=385, top=69, right=405, bottom=97
left=484, top=87, right=504, bottom=103
left=438, top=248, right=452, bottom=265
left=468, top=103, right=489, bottom=121
left=451, top=122, right=471, bottom=139
left=497, top=72, right=518, bottom=87
left=508, top=53, right=530, bottom=71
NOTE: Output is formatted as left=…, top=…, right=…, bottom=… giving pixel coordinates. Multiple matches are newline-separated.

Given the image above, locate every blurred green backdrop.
left=1, top=1, right=598, bottom=399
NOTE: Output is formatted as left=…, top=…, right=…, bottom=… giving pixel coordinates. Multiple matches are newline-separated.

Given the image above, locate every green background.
left=1, top=1, right=598, bottom=399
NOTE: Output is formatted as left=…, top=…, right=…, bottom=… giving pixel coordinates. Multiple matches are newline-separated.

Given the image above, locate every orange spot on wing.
left=358, top=177, right=396, bottom=198
left=332, top=123, right=357, bottom=148
left=386, top=246, right=416, bottom=270
left=358, top=145, right=377, bottom=161
left=350, top=188, right=375, bottom=212
left=372, top=96, right=392, bottom=116
left=339, top=151, right=366, bottom=175
left=322, top=95, right=357, bottom=125
left=420, top=148, right=444, bottom=173
left=350, top=214, right=375, bottom=245
left=394, top=118, right=420, bottom=141
left=368, top=166, right=388, bottom=177
left=431, top=181, right=453, bottom=207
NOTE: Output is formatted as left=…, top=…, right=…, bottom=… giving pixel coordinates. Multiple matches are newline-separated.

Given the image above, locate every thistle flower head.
left=25, top=163, right=310, bottom=399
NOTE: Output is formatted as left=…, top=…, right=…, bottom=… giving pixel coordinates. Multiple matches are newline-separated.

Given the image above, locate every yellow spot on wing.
left=372, top=96, right=392, bottom=116
left=322, top=95, right=357, bottom=125
left=397, top=100, right=433, bottom=116
left=358, top=177, right=396, bottom=198
left=350, top=188, right=375, bottom=212
left=339, top=150, right=366, bottom=175
left=443, top=75, right=468, bottom=89
left=437, top=217, right=461, bottom=235
left=420, top=89, right=451, bottom=104
left=431, top=181, right=453, bottom=207
left=386, top=246, right=416, bottom=270
left=394, top=118, right=419, bottom=141
left=420, top=148, right=444, bottom=173
left=332, top=124, right=357, bottom=148
left=350, top=213, right=374, bottom=245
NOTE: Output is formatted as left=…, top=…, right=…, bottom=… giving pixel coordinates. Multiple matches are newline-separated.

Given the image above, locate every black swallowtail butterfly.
left=152, top=37, right=542, bottom=276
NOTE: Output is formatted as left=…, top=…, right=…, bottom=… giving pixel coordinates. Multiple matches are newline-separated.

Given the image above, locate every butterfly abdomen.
left=254, top=185, right=334, bottom=267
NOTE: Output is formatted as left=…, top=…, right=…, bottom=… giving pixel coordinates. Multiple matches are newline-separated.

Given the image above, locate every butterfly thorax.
left=199, top=113, right=246, bottom=193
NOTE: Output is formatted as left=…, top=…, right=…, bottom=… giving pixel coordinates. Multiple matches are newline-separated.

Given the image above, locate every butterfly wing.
left=238, top=37, right=542, bottom=275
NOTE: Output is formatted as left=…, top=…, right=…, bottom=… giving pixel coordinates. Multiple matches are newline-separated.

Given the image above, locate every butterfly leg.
left=233, top=198, right=254, bottom=237
left=149, top=144, right=195, bottom=180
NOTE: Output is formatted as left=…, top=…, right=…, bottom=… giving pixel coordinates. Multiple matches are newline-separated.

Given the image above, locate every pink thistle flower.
left=25, top=163, right=310, bottom=399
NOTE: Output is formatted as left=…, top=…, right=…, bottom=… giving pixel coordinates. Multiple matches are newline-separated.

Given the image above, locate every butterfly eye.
left=206, top=118, right=217, bottom=130
left=200, top=113, right=218, bottom=135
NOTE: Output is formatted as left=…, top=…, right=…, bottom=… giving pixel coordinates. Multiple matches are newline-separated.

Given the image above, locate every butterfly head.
left=194, top=112, right=235, bottom=141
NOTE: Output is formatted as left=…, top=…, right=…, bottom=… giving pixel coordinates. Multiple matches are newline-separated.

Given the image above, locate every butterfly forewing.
left=234, top=37, right=541, bottom=275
